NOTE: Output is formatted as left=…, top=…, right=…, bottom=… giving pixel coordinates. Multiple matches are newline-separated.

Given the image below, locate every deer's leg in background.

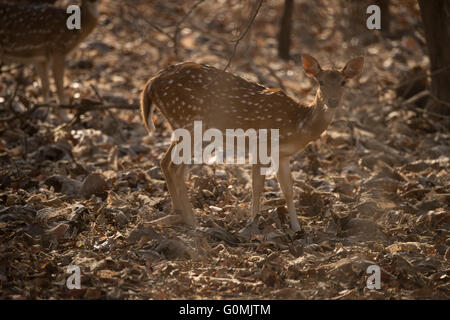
left=51, top=54, right=66, bottom=104
left=160, top=142, right=185, bottom=216
left=250, top=164, right=266, bottom=223
left=277, top=156, right=301, bottom=232
left=51, top=54, right=70, bottom=120
left=35, top=61, right=50, bottom=102
left=173, top=162, right=197, bottom=226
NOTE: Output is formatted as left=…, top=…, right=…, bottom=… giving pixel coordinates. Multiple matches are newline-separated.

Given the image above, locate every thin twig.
left=223, top=0, right=263, bottom=71
left=248, top=62, right=279, bottom=90
left=429, top=92, right=450, bottom=108
left=173, top=0, right=207, bottom=58
left=123, top=3, right=173, bottom=40
left=124, top=1, right=207, bottom=59
left=90, top=84, right=127, bottom=142
left=264, top=65, right=287, bottom=91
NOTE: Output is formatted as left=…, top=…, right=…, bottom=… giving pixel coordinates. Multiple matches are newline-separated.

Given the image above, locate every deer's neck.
left=298, top=88, right=336, bottom=138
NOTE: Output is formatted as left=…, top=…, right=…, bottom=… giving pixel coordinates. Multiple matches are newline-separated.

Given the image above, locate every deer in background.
left=0, top=0, right=99, bottom=105
left=140, top=55, right=364, bottom=232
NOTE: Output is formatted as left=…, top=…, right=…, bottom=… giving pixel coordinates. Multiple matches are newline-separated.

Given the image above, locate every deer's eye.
left=340, top=80, right=347, bottom=86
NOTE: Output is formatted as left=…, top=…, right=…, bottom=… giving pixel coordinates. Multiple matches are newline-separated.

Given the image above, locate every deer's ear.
left=302, top=55, right=322, bottom=79
left=342, top=56, right=364, bottom=79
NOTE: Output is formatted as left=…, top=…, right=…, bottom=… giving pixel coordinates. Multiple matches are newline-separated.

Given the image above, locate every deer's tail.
left=140, top=80, right=156, bottom=132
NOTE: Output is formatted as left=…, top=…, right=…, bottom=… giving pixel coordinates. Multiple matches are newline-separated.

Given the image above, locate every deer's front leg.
left=250, top=164, right=265, bottom=223
left=277, top=156, right=301, bottom=232
left=35, top=61, right=50, bottom=103
left=51, top=54, right=67, bottom=105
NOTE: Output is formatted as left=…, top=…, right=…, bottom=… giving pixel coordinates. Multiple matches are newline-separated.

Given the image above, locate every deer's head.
left=302, top=55, right=364, bottom=108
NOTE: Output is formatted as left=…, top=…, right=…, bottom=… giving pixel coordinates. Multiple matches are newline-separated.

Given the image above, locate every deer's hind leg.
left=160, top=141, right=197, bottom=226
left=160, top=142, right=185, bottom=214
left=51, top=53, right=66, bottom=104
left=35, top=61, right=50, bottom=102
left=173, top=162, right=197, bottom=226
left=250, top=164, right=266, bottom=223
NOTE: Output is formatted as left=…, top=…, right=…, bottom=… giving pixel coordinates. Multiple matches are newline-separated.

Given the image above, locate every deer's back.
left=0, top=3, right=93, bottom=59
left=150, top=62, right=311, bottom=134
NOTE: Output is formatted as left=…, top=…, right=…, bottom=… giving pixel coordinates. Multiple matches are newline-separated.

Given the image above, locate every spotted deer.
left=0, top=0, right=99, bottom=104
left=140, top=55, right=364, bottom=231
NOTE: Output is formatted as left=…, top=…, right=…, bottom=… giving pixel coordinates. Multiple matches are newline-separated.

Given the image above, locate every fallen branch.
left=393, top=64, right=450, bottom=91
left=37, top=102, right=139, bottom=111
left=429, top=92, right=450, bottom=108
left=401, top=89, right=450, bottom=120
left=0, top=102, right=139, bottom=122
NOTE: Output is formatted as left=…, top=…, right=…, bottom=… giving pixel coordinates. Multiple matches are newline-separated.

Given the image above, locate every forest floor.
left=0, top=0, right=449, bottom=299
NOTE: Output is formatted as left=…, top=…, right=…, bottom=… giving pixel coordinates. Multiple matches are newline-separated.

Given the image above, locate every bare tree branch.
left=124, top=1, right=207, bottom=59
left=173, top=0, right=207, bottom=58
left=123, top=3, right=173, bottom=40
left=223, top=0, right=264, bottom=71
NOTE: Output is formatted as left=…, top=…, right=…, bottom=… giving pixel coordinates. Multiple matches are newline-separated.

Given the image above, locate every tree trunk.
left=374, top=0, right=391, bottom=34
left=418, top=0, right=450, bottom=115
left=278, top=0, right=294, bottom=60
